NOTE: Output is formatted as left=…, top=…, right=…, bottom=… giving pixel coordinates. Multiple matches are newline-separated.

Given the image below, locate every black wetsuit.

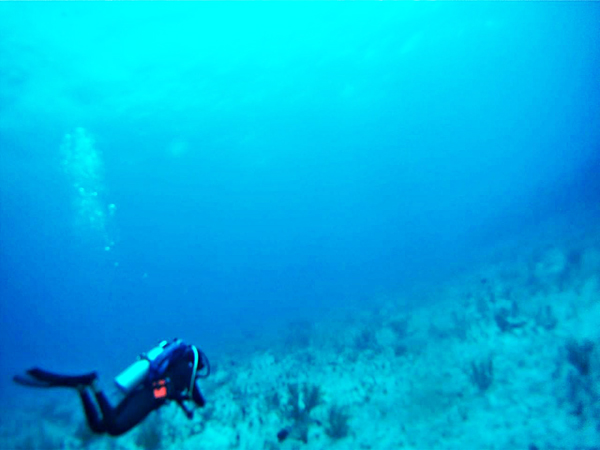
left=81, top=345, right=206, bottom=436
left=14, top=340, right=208, bottom=437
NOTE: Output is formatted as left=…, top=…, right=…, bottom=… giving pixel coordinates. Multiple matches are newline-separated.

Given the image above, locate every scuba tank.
left=114, top=340, right=169, bottom=393
left=114, top=338, right=208, bottom=398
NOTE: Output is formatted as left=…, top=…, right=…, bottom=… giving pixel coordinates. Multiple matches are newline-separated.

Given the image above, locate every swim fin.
left=14, top=368, right=97, bottom=388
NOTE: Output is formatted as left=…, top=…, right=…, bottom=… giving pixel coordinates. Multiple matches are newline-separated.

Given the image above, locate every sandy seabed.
left=2, top=219, right=599, bottom=450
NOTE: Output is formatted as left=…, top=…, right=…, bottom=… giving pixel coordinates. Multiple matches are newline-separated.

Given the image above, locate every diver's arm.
left=170, top=380, right=205, bottom=419
left=175, top=398, right=194, bottom=419
left=192, top=380, right=206, bottom=407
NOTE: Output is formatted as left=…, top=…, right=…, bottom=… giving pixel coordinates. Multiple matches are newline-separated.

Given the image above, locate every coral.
left=73, top=421, right=99, bottom=446
left=135, top=412, right=165, bottom=450
left=562, top=339, right=599, bottom=426
left=534, top=305, right=558, bottom=331
left=324, top=405, right=350, bottom=440
left=265, top=390, right=281, bottom=411
left=279, top=383, right=323, bottom=443
left=451, top=310, right=470, bottom=340
left=394, top=343, right=408, bottom=357
left=354, top=327, right=379, bottom=352
left=470, top=356, right=494, bottom=393
left=494, top=307, right=526, bottom=333
left=389, top=316, right=412, bottom=339
left=565, top=339, right=595, bottom=376
left=286, top=383, right=322, bottom=422
left=14, top=424, right=63, bottom=450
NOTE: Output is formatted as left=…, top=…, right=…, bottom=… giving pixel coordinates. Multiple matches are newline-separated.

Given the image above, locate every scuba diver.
left=13, top=338, right=210, bottom=436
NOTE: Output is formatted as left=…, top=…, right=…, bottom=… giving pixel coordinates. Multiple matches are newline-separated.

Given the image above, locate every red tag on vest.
left=153, top=379, right=167, bottom=399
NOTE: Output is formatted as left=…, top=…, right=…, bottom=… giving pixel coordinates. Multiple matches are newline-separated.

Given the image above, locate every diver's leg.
left=78, top=386, right=105, bottom=434
left=25, top=368, right=98, bottom=387
left=95, top=386, right=161, bottom=436
left=14, top=368, right=98, bottom=389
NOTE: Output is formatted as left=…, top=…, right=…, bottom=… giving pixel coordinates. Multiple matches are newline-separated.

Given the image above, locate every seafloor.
left=2, top=216, right=599, bottom=450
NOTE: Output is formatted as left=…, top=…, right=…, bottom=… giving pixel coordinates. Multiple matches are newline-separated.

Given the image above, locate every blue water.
left=0, top=2, right=598, bottom=403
